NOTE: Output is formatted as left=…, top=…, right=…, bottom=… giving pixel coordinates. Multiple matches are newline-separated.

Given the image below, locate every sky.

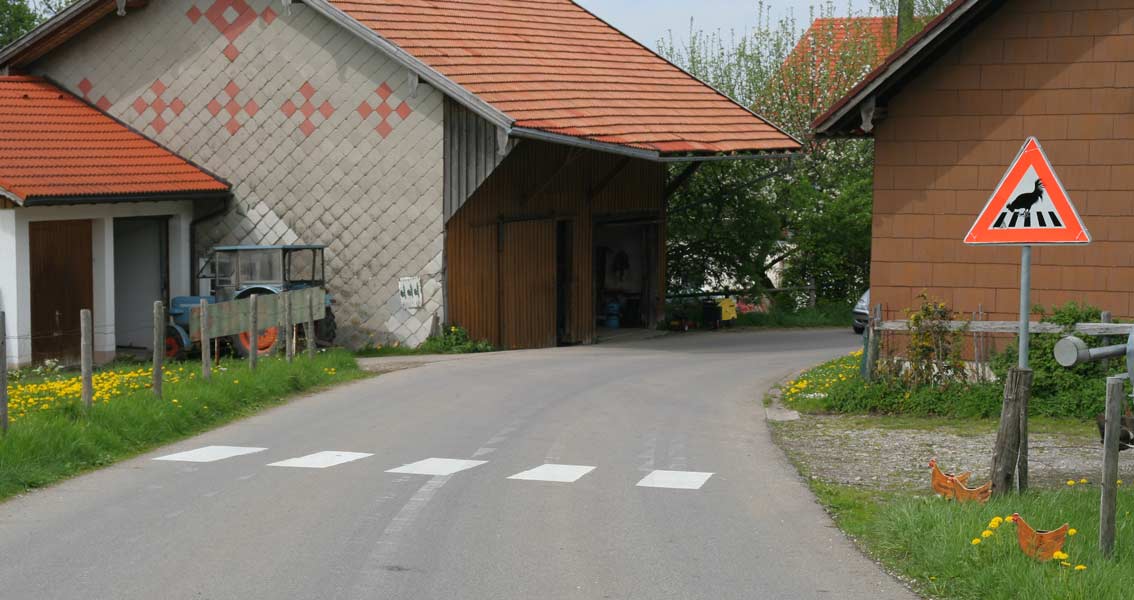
left=575, top=0, right=870, bottom=50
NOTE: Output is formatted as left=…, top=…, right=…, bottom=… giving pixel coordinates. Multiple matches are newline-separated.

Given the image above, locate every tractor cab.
left=200, top=245, right=327, bottom=300
left=166, top=245, right=335, bottom=359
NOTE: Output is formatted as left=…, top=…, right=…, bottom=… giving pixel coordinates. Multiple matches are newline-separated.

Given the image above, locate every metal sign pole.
left=1018, top=245, right=1032, bottom=369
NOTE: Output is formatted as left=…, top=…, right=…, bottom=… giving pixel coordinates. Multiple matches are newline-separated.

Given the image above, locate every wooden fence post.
left=152, top=301, right=163, bottom=398
left=0, top=312, right=7, bottom=434
left=991, top=368, right=1032, bottom=495
left=1100, top=376, right=1125, bottom=558
left=80, top=308, right=93, bottom=410
left=249, top=294, right=258, bottom=370
left=283, top=293, right=294, bottom=363
left=200, top=299, right=212, bottom=381
left=1018, top=374, right=1030, bottom=492
left=306, top=292, right=316, bottom=358
left=1102, top=312, right=1113, bottom=372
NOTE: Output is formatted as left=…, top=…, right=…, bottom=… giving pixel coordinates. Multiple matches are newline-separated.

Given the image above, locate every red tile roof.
left=788, top=18, right=898, bottom=73
left=329, top=0, right=800, bottom=155
left=0, top=76, right=229, bottom=203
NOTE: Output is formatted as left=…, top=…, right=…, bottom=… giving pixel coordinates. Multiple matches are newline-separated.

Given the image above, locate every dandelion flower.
left=1060, top=561, right=1072, bottom=567
left=971, top=538, right=981, bottom=546
left=1067, top=480, right=1077, bottom=487
left=1053, top=551, right=1069, bottom=560
left=1080, top=478, right=1089, bottom=484
left=1118, top=479, right=1124, bottom=486
left=988, top=521, right=1000, bottom=530
left=1075, top=565, right=1087, bottom=571
left=1068, top=528, right=1078, bottom=536
left=981, top=530, right=994, bottom=538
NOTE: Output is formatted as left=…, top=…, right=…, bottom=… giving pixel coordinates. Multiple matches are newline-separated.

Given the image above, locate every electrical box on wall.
left=398, top=276, right=423, bottom=311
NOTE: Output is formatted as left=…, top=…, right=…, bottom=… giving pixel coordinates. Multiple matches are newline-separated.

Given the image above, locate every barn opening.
left=594, top=219, right=661, bottom=333
left=113, top=216, right=170, bottom=352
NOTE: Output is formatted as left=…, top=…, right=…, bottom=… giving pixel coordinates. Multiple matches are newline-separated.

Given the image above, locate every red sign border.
left=964, top=137, right=1091, bottom=246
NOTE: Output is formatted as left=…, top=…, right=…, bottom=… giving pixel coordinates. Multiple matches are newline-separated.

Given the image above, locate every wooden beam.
left=878, top=320, right=1134, bottom=335
left=663, top=162, right=701, bottom=201
left=588, top=157, right=632, bottom=200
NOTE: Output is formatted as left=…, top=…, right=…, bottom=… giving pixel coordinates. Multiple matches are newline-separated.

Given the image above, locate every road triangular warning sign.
left=964, top=137, right=1090, bottom=245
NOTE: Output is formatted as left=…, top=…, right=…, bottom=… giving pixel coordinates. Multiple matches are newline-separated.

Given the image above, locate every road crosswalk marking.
left=386, top=458, right=487, bottom=476
left=268, top=451, right=373, bottom=469
left=636, top=470, right=714, bottom=490
left=153, top=446, right=267, bottom=463
left=507, top=464, right=595, bottom=483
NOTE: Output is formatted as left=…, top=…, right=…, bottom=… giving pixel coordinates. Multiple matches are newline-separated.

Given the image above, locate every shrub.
left=419, top=325, right=494, bottom=354
left=992, top=302, right=1120, bottom=417
left=877, top=294, right=968, bottom=388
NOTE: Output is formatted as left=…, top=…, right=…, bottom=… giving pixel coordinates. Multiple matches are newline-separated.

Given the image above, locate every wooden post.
left=992, top=368, right=1032, bottom=495
left=865, top=304, right=883, bottom=382
left=1017, top=374, right=1029, bottom=492
left=200, top=299, right=212, bottom=381
left=1100, top=376, right=1125, bottom=558
left=249, top=294, right=258, bottom=370
left=306, top=292, right=316, bottom=358
left=152, top=301, right=163, bottom=398
left=0, top=312, right=7, bottom=434
left=1102, top=311, right=1113, bottom=372
left=80, top=308, right=93, bottom=410
left=283, top=292, right=294, bottom=363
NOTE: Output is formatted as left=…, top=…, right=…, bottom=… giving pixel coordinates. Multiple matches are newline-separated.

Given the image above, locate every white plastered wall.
left=0, top=202, right=193, bottom=367
left=31, top=1, right=448, bottom=349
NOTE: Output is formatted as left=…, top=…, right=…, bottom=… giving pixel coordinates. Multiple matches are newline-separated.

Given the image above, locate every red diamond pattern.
left=76, top=77, right=112, bottom=112
left=187, top=0, right=277, bottom=62
left=281, top=81, right=334, bottom=138
left=356, top=80, right=414, bottom=140
left=133, top=80, right=185, bottom=134
left=208, top=79, right=261, bottom=136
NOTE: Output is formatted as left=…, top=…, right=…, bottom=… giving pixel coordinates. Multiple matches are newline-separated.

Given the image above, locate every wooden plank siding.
left=500, top=220, right=557, bottom=349
left=445, top=139, right=666, bottom=349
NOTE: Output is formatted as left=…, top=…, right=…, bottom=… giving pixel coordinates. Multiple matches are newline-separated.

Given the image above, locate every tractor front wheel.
left=165, top=326, right=187, bottom=361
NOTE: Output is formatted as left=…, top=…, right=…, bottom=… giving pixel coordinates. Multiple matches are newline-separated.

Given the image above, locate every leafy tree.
left=1, top=0, right=37, bottom=47
left=657, top=0, right=945, bottom=303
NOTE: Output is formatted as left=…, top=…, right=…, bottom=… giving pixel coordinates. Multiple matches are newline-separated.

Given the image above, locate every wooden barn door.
left=30, top=220, right=93, bottom=363
left=499, top=219, right=557, bottom=349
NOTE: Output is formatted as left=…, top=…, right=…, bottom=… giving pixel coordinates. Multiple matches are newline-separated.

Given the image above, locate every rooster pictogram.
left=1007, top=179, right=1044, bottom=214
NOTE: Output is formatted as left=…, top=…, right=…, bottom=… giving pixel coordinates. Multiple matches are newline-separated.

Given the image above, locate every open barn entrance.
left=594, top=219, right=660, bottom=334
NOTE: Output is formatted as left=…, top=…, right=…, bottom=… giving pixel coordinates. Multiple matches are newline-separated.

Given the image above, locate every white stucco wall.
left=31, top=1, right=447, bottom=349
left=0, top=202, right=193, bottom=367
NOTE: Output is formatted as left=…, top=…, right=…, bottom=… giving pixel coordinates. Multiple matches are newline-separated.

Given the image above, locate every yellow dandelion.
left=1060, top=561, right=1072, bottom=567
left=1053, top=551, right=1069, bottom=560
left=1068, top=528, right=1078, bottom=536
left=1080, top=478, right=1089, bottom=484
left=1067, top=480, right=1076, bottom=487
left=971, top=538, right=981, bottom=546
left=1075, top=565, right=1087, bottom=571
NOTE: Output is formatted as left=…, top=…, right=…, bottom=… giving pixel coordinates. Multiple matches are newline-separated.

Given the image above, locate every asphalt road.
left=0, top=329, right=914, bottom=600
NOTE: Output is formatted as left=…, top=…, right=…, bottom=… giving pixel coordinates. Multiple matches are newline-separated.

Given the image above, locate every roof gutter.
left=21, top=190, right=231, bottom=207
left=298, top=0, right=515, bottom=133
left=513, top=127, right=800, bottom=164
left=813, top=0, right=986, bottom=135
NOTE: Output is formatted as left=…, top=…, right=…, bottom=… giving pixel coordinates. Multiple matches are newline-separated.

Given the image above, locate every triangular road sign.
left=965, top=137, right=1090, bottom=245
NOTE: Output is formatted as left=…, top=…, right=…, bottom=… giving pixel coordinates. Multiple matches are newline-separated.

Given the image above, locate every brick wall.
left=30, top=1, right=446, bottom=348
left=872, top=0, right=1134, bottom=322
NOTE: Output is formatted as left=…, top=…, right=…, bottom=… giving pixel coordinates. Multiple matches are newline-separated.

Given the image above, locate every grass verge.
left=0, top=350, right=364, bottom=502
left=809, top=480, right=1134, bottom=600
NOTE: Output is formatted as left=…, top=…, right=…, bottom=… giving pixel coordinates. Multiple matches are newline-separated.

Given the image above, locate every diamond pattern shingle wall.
left=31, top=1, right=445, bottom=348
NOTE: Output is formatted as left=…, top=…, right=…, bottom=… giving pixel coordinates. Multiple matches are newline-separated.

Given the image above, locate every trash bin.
left=701, top=300, right=722, bottom=329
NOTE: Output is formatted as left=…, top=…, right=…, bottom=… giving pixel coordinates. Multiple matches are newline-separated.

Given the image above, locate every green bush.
left=991, top=302, right=1121, bottom=417
left=665, top=299, right=850, bottom=329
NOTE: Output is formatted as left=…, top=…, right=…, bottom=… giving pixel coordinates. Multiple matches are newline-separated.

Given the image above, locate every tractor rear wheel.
left=231, top=325, right=280, bottom=357
left=165, top=326, right=187, bottom=361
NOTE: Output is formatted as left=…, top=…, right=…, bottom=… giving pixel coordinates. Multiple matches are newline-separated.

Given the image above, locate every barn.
left=816, top=0, right=1134, bottom=322
left=0, top=0, right=799, bottom=363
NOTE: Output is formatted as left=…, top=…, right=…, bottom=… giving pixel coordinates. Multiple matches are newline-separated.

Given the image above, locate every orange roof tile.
left=788, top=17, right=898, bottom=72
left=328, top=0, right=800, bottom=155
left=0, top=76, right=229, bottom=204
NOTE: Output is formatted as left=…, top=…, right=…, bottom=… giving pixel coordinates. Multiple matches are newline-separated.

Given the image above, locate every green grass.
left=811, top=482, right=1134, bottom=599
left=0, top=350, right=365, bottom=502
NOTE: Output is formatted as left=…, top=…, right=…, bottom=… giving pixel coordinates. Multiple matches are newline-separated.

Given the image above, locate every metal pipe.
left=1018, top=245, right=1032, bottom=369
left=1054, top=336, right=1127, bottom=367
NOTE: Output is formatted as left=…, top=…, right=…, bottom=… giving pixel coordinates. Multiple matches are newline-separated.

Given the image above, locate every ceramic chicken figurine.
left=948, top=477, right=991, bottom=504
left=929, top=458, right=972, bottom=497
left=1010, top=513, right=1069, bottom=561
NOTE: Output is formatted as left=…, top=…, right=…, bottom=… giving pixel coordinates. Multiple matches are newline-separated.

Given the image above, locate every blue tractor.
left=165, top=245, right=336, bottom=358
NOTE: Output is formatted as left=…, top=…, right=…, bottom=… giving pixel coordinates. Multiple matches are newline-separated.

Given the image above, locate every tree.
left=657, top=1, right=945, bottom=304
left=1, top=0, right=37, bottom=47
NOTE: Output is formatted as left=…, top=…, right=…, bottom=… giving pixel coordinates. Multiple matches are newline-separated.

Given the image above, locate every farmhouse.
left=816, top=0, right=1134, bottom=322
left=0, top=0, right=799, bottom=365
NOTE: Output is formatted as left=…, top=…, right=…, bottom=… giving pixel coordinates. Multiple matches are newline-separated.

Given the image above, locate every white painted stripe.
left=386, top=458, right=486, bottom=476
left=153, top=446, right=267, bottom=463
left=508, top=464, right=595, bottom=483
left=637, top=470, right=714, bottom=490
left=268, top=451, right=373, bottom=469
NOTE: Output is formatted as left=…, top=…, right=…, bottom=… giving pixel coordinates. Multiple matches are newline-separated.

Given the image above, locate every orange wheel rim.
left=240, top=326, right=279, bottom=352
left=165, top=336, right=180, bottom=358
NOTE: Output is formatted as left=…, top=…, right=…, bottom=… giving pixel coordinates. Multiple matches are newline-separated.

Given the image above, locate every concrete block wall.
left=31, top=1, right=446, bottom=348
left=872, top=0, right=1134, bottom=322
